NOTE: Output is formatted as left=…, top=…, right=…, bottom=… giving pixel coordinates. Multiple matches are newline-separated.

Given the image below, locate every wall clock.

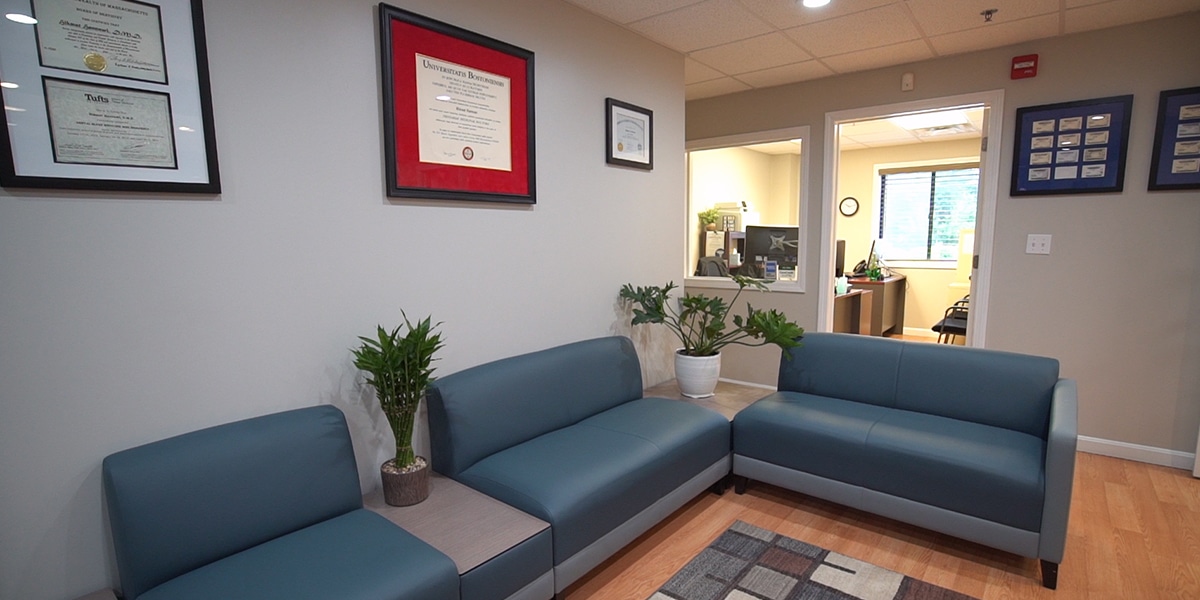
left=839, top=197, right=859, bottom=217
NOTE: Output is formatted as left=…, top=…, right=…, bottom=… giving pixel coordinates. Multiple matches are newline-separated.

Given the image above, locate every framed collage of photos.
left=1148, top=86, right=1200, bottom=191
left=1010, top=95, right=1133, bottom=196
left=0, top=0, right=220, bottom=193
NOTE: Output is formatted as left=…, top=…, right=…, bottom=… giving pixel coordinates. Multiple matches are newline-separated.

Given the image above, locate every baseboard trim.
left=901, top=327, right=938, bottom=339
left=717, top=377, right=775, bottom=391
left=1077, top=435, right=1196, bottom=471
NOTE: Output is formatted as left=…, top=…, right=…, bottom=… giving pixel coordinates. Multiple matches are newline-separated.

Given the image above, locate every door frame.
left=817, top=90, right=1004, bottom=347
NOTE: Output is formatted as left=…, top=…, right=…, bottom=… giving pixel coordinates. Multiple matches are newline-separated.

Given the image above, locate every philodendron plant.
left=619, top=274, right=804, bottom=357
left=352, top=312, right=444, bottom=471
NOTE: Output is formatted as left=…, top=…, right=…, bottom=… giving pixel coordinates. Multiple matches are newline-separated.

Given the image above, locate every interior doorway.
left=818, top=91, right=1004, bottom=347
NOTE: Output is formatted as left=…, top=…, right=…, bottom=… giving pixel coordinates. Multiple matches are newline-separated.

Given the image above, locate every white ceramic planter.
left=675, top=350, right=721, bottom=398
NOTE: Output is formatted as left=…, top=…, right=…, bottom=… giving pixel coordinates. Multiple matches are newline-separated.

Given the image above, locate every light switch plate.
left=1026, top=234, right=1052, bottom=255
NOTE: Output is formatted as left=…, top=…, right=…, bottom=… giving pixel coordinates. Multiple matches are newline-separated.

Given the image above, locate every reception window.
left=685, top=137, right=804, bottom=288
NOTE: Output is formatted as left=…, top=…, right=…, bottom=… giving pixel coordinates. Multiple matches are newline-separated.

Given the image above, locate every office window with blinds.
left=878, top=164, right=978, bottom=261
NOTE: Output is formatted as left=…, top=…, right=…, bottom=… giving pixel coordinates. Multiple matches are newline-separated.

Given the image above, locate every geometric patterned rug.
left=648, top=521, right=978, bottom=600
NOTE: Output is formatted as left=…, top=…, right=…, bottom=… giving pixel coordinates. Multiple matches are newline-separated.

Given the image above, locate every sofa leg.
left=733, top=475, right=749, bottom=495
left=1040, top=559, right=1059, bottom=589
left=709, top=475, right=729, bottom=495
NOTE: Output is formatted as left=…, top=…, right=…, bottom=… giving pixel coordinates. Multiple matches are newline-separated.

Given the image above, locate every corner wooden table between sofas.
left=364, top=473, right=549, bottom=576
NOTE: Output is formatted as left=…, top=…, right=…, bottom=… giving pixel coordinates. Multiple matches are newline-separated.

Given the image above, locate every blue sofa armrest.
left=1039, top=378, right=1078, bottom=563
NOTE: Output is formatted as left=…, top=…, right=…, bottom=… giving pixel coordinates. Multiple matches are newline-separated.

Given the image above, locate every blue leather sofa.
left=428, top=336, right=731, bottom=596
left=102, top=405, right=459, bottom=600
left=732, top=332, right=1077, bottom=589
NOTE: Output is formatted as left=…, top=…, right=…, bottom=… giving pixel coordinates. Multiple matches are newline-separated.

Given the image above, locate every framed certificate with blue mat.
left=1010, top=95, right=1133, bottom=196
left=1148, top=86, right=1200, bottom=191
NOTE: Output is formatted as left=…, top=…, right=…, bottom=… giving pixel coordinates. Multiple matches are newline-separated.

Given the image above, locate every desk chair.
left=931, top=295, right=969, bottom=344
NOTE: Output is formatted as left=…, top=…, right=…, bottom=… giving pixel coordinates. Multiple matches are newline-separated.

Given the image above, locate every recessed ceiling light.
left=802, top=0, right=831, bottom=7
left=5, top=13, right=38, bottom=24
left=889, top=110, right=970, bottom=131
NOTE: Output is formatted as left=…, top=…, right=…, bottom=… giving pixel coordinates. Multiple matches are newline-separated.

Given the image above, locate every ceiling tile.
left=559, top=0, right=706, bottom=24
left=690, top=33, right=813, bottom=75
left=839, top=139, right=870, bottom=151
left=906, top=0, right=1059, bottom=37
left=738, top=0, right=897, bottom=30
left=735, top=60, right=835, bottom=88
left=821, top=40, right=934, bottom=74
left=628, top=0, right=774, bottom=52
left=685, top=58, right=725, bottom=84
left=1065, top=0, right=1200, bottom=34
left=686, top=77, right=753, bottom=100
left=929, top=14, right=1060, bottom=56
left=784, top=4, right=923, bottom=58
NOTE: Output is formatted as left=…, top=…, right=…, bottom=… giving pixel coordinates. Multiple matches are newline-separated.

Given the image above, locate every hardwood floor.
left=564, top=452, right=1200, bottom=599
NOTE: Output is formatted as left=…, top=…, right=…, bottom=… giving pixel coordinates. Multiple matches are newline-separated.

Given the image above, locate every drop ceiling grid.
left=555, top=0, right=1200, bottom=100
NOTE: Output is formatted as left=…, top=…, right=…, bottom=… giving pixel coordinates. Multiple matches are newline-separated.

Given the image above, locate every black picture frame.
left=378, top=3, right=535, bottom=204
left=0, top=0, right=220, bottom=194
left=1010, top=95, right=1133, bottom=196
left=605, top=98, right=653, bottom=170
left=1148, top=86, right=1200, bottom=191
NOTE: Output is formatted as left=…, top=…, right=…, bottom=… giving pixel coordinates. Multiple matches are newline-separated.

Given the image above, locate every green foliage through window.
left=878, top=166, right=978, bottom=260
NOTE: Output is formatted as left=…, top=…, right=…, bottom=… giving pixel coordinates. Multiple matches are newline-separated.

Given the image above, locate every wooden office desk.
left=848, top=274, right=906, bottom=336
left=832, top=289, right=873, bottom=335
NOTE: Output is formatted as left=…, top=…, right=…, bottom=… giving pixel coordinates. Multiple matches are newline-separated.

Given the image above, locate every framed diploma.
left=1148, top=86, right=1200, bottom=191
left=0, top=0, right=219, bottom=193
left=1010, top=95, right=1132, bottom=196
left=605, top=97, right=652, bottom=170
left=379, top=4, right=535, bottom=204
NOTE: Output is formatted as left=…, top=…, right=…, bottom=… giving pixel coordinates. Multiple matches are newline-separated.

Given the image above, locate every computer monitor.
left=744, top=225, right=799, bottom=278
left=835, top=239, right=846, bottom=277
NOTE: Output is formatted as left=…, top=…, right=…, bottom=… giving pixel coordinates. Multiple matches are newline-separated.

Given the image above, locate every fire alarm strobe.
left=1012, top=54, right=1038, bottom=79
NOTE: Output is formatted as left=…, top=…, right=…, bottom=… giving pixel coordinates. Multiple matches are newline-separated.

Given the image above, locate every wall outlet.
left=1026, top=234, right=1052, bottom=255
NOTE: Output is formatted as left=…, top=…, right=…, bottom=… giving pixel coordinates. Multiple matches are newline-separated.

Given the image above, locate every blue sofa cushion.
left=892, top=342, right=1058, bottom=438
left=455, top=397, right=729, bottom=564
left=102, top=406, right=364, bottom=600
left=777, top=333, right=1058, bottom=437
left=733, top=392, right=891, bottom=486
left=734, top=392, right=1045, bottom=531
left=866, top=409, right=1046, bottom=532
left=429, top=337, right=644, bottom=477
left=137, top=510, right=459, bottom=600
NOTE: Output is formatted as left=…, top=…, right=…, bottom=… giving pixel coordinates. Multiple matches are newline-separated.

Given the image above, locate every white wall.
left=688, top=14, right=1200, bottom=461
left=0, top=0, right=684, bottom=597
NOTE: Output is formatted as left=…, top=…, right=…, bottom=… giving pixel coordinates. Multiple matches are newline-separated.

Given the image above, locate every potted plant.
left=352, top=312, right=444, bottom=506
left=619, top=275, right=803, bottom=398
left=698, top=208, right=721, bottom=231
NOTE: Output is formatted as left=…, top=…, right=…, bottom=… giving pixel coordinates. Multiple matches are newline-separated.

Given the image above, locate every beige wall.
left=687, top=14, right=1200, bottom=459
left=836, top=139, right=980, bottom=333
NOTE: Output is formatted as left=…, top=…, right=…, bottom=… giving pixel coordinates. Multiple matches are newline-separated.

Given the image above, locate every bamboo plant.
left=352, top=312, right=444, bottom=470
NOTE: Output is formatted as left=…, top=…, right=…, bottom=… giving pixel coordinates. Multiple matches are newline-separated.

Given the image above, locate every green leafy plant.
left=619, top=274, right=804, bottom=357
left=352, top=312, right=444, bottom=469
left=698, top=208, right=721, bottom=227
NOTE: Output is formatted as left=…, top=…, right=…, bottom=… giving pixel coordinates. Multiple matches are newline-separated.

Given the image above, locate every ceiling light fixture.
left=801, top=0, right=831, bottom=8
left=5, top=13, right=38, bottom=24
left=889, top=110, right=970, bottom=131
